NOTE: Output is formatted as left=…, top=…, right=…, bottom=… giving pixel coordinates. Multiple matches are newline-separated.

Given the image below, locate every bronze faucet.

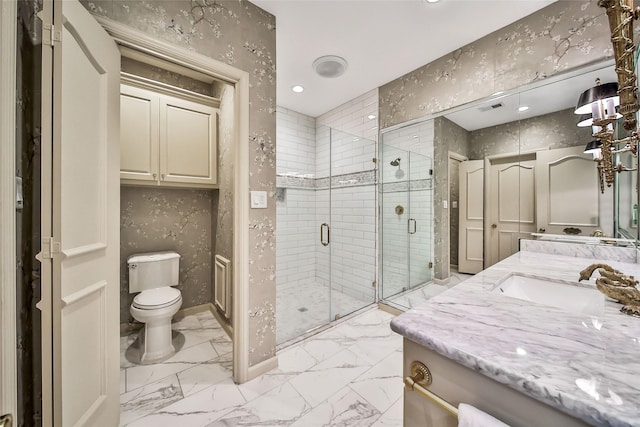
left=579, top=263, right=640, bottom=317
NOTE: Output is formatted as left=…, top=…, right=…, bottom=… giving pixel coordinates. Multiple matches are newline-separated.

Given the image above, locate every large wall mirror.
left=443, top=59, right=637, bottom=275
left=379, top=59, right=639, bottom=308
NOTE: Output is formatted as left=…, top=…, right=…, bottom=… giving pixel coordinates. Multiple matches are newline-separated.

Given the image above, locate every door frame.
left=94, top=17, right=251, bottom=383
left=0, top=0, right=17, bottom=420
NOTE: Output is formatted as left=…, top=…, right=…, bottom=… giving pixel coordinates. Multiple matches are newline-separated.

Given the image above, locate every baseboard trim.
left=434, top=277, right=450, bottom=286
left=247, top=355, right=278, bottom=381
left=377, top=302, right=403, bottom=316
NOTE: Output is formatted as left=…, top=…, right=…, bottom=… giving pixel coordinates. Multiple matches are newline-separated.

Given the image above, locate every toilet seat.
left=133, top=287, right=181, bottom=310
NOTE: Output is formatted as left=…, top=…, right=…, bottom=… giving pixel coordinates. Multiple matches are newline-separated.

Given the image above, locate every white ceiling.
left=251, top=0, right=558, bottom=118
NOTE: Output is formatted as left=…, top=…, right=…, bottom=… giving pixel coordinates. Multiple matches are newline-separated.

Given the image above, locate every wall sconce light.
left=574, top=0, right=640, bottom=193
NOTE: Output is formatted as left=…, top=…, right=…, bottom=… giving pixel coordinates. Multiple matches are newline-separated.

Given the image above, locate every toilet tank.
left=128, top=251, right=180, bottom=293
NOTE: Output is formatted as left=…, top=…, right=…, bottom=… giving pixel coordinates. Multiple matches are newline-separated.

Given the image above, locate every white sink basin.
left=493, top=273, right=604, bottom=316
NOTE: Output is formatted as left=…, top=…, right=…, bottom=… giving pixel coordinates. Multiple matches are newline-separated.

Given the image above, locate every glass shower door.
left=408, top=152, right=433, bottom=288
left=381, top=145, right=410, bottom=299
left=329, top=129, right=377, bottom=320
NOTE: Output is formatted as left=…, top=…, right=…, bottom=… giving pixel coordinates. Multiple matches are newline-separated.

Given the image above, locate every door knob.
left=491, top=224, right=497, bottom=229
left=538, top=228, right=546, bottom=233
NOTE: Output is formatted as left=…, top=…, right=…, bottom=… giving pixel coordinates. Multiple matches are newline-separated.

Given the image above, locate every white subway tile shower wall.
left=276, top=90, right=379, bottom=342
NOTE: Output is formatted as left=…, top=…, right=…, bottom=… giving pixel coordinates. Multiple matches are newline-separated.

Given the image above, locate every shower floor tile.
left=276, top=278, right=375, bottom=344
left=119, top=307, right=404, bottom=427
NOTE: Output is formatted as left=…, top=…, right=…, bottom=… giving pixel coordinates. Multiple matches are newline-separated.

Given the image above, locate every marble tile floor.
left=276, top=279, right=375, bottom=344
left=383, top=270, right=474, bottom=311
left=120, top=307, right=403, bottom=426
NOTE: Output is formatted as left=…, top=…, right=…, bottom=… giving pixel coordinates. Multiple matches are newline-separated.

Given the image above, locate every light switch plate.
left=443, top=200, right=448, bottom=209
left=250, top=191, right=268, bottom=209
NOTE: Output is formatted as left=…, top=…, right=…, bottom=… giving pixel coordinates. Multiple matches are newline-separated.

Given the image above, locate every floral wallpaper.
left=83, top=0, right=277, bottom=366
left=433, top=117, right=469, bottom=278
left=469, top=108, right=593, bottom=159
left=381, top=0, right=616, bottom=280
left=16, top=0, right=43, bottom=425
left=120, top=187, right=217, bottom=323
left=379, top=1, right=612, bottom=129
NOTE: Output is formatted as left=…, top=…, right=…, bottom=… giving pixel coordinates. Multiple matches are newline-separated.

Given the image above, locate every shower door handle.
left=320, top=223, right=330, bottom=246
left=408, top=218, right=417, bottom=234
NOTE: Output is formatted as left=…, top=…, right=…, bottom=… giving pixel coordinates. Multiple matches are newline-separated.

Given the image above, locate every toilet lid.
left=133, top=287, right=181, bottom=309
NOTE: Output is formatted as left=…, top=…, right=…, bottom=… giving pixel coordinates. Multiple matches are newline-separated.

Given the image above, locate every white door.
left=40, top=1, right=120, bottom=426
left=487, top=158, right=536, bottom=267
left=535, top=146, right=600, bottom=236
left=458, top=160, right=484, bottom=274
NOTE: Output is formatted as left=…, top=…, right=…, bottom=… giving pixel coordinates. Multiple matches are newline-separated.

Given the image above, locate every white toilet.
left=128, top=251, right=183, bottom=364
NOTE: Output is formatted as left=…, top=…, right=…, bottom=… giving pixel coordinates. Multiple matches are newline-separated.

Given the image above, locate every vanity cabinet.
left=120, top=84, right=218, bottom=188
left=402, top=340, right=589, bottom=427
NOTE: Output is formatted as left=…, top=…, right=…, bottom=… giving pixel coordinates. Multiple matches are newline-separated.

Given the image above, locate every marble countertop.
left=390, top=250, right=640, bottom=427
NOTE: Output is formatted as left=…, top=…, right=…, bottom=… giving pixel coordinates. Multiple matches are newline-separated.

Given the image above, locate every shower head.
left=390, top=158, right=401, bottom=167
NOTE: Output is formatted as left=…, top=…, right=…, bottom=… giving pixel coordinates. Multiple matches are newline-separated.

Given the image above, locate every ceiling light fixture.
left=518, top=106, right=529, bottom=112
left=291, top=85, right=304, bottom=93
left=367, top=114, right=376, bottom=120
left=313, top=55, right=348, bottom=78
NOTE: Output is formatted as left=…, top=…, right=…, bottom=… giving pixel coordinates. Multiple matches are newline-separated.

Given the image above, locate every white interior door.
left=40, top=1, right=120, bottom=425
left=487, top=158, right=535, bottom=268
left=458, top=160, right=484, bottom=274
left=535, top=146, right=600, bottom=236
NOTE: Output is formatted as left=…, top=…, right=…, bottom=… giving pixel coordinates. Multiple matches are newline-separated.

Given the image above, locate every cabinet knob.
left=161, top=174, right=165, bottom=181
left=152, top=173, right=157, bottom=179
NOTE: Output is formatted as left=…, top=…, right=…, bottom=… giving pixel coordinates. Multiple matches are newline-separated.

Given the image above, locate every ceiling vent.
left=478, top=102, right=504, bottom=112
left=313, top=55, right=348, bottom=78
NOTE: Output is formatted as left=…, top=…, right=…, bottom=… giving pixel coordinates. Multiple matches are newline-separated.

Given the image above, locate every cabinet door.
left=120, top=84, right=159, bottom=182
left=159, top=96, right=218, bottom=186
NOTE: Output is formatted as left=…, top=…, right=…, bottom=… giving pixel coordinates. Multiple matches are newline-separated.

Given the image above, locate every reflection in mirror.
left=379, top=60, right=639, bottom=311
left=447, top=62, right=621, bottom=274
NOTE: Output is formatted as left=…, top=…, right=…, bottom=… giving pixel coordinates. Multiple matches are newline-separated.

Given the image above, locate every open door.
left=458, top=160, right=484, bottom=274
left=40, top=1, right=120, bottom=425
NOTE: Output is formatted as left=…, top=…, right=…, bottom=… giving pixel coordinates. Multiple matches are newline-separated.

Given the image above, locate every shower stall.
left=276, top=125, right=377, bottom=344
left=379, top=122, right=435, bottom=302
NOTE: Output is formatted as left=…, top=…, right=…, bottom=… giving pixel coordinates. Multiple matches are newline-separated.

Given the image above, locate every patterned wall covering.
left=379, top=1, right=612, bottom=129
left=120, top=187, right=217, bottom=323
left=469, top=108, right=593, bottom=159
left=433, top=117, right=469, bottom=277
left=16, top=1, right=43, bottom=426
left=381, top=0, right=616, bottom=279
left=83, top=0, right=277, bottom=366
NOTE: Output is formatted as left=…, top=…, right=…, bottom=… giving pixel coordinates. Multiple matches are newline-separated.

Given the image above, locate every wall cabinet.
left=120, top=84, right=218, bottom=188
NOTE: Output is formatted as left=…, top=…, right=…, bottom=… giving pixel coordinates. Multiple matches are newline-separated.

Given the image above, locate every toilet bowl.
left=128, top=251, right=182, bottom=364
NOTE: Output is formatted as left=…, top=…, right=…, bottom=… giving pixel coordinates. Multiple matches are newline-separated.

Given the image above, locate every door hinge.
left=428, top=261, right=433, bottom=269
left=42, top=23, right=61, bottom=47
left=39, top=237, right=61, bottom=260
left=372, top=158, right=378, bottom=164
left=372, top=280, right=377, bottom=288
left=429, top=169, right=433, bottom=176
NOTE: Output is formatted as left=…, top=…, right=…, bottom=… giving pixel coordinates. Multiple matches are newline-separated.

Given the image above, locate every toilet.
left=128, top=251, right=182, bottom=364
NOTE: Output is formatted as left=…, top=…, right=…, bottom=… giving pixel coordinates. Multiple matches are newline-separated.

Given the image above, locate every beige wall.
left=84, top=0, right=277, bottom=366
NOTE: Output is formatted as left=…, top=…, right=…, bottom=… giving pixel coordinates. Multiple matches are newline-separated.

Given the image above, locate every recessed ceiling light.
left=313, top=55, right=348, bottom=78
left=292, top=85, right=304, bottom=93
left=425, top=0, right=440, bottom=3
left=491, top=91, right=504, bottom=97
left=518, top=106, right=529, bottom=112
left=367, top=114, right=376, bottom=120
